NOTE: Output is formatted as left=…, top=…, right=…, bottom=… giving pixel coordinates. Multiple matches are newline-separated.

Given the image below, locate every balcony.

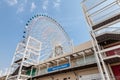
left=101, top=46, right=120, bottom=64
left=81, top=0, right=120, bottom=29
left=30, top=48, right=97, bottom=79
left=35, top=55, right=96, bottom=76
left=31, top=57, right=96, bottom=79
left=94, top=26, right=120, bottom=45
left=96, top=33, right=120, bottom=45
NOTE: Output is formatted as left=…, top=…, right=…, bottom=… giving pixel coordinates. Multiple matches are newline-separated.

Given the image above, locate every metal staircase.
left=6, top=36, right=41, bottom=80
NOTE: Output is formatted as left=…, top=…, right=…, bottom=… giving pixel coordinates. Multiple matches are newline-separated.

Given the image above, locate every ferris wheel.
left=24, top=14, right=73, bottom=61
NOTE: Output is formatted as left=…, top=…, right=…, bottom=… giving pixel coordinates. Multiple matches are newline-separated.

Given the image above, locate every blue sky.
left=0, top=0, right=90, bottom=70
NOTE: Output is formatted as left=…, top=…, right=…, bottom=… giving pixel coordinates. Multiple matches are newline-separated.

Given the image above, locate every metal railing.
left=82, top=0, right=120, bottom=26
left=75, top=55, right=96, bottom=67
left=95, top=26, right=120, bottom=36
left=101, top=47, right=120, bottom=58
left=79, top=76, right=120, bottom=80
left=82, top=0, right=107, bottom=11
left=33, top=55, right=96, bottom=77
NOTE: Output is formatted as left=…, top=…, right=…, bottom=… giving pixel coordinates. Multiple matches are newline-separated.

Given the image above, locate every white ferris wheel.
left=24, top=14, right=74, bottom=61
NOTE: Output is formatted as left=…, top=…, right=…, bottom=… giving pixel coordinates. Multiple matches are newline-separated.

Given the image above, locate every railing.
left=95, top=26, right=120, bottom=36
left=82, top=0, right=107, bottom=11
left=74, top=55, right=96, bottom=67
left=79, top=76, right=120, bottom=80
left=39, top=68, right=47, bottom=75
left=34, top=55, right=96, bottom=77
left=101, top=47, right=120, bottom=58
left=106, top=48, right=120, bottom=56
left=82, top=0, right=120, bottom=26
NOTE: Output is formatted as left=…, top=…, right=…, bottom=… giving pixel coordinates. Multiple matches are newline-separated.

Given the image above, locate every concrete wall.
left=37, top=67, right=99, bottom=80
left=76, top=67, right=99, bottom=76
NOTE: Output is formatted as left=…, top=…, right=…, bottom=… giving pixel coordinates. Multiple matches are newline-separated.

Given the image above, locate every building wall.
left=52, top=72, right=76, bottom=80
left=76, top=67, right=99, bottom=76
left=37, top=67, right=99, bottom=80
left=0, top=76, right=5, bottom=80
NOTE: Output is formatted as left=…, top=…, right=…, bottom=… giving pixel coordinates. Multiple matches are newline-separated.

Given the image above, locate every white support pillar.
left=68, top=56, right=71, bottom=67
left=47, top=63, right=50, bottom=73
left=0, top=70, right=2, bottom=77
left=91, top=34, right=106, bottom=80
left=91, top=31, right=111, bottom=80
left=38, top=66, right=41, bottom=76
left=108, top=64, right=115, bottom=80
left=81, top=3, right=106, bottom=79
left=83, top=53, right=86, bottom=64
left=29, top=66, right=33, bottom=80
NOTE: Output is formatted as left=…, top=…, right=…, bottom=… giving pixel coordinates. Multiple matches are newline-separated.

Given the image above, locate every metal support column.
left=91, top=31, right=111, bottom=80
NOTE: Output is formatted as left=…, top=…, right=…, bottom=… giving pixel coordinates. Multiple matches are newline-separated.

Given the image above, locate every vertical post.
left=57, top=60, right=59, bottom=71
left=91, top=31, right=110, bottom=80
left=80, top=3, right=106, bottom=79
left=0, top=70, right=2, bottom=77
left=17, top=37, right=30, bottom=80
left=30, top=66, right=33, bottom=80
left=108, top=64, right=115, bottom=80
left=68, top=56, right=71, bottom=67
left=83, top=53, right=86, bottom=64
left=6, top=43, right=20, bottom=80
left=91, top=33, right=105, bottom=80
left=47, top=63, right=49, bottom=74
left=38, top=66, right=41, bottom=76
left=38, top=42, right=42, bottom=64
left=81, top=3, right=93, bottom=27
left=71, top=40, right=74, bottom=53
left=5, top=68, right=8, bottom=77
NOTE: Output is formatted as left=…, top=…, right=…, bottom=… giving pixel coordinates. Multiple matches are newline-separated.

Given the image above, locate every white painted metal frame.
left=81, top=0, right=120, bottom=80
left=91, top=31, right=111, bottom=80
left=82, top=0, right=120, bottom=27
left=81, top=2, right=106, bottom=80
left=6, top=36, right=42, bottom=80
left=32, top=47, right=95, bottom=77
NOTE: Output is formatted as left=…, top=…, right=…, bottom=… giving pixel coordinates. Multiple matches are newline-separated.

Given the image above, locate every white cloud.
left=54, top=2, right=60, bottom=8
left=31, top=2, right=36, bottom=12
left=53, top=0, right=61, bottom=9
left=6, top=0, right=18, bottom=6
left=42, top=0, right=49, bottom=10
left=42, top=0, right=61, bottom=11
left=16, top=4, right=24, bottom=13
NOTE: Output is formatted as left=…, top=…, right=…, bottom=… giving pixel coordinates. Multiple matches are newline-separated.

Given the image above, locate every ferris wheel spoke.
left=25, top=15, right=73, bottom=61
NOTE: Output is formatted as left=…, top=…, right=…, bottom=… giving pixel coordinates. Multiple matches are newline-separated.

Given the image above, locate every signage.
left=47, top=63, right=70, bottom=72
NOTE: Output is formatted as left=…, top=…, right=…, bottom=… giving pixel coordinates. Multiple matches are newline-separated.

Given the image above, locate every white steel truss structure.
left=81, top=0, right=120, bottom=80
left=6, top=36, right=42, bottom=80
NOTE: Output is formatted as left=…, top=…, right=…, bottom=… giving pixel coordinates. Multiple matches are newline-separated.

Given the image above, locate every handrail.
left=95, top=27, right=120, bottom=36
left=89, top=1, right=117, bottom=17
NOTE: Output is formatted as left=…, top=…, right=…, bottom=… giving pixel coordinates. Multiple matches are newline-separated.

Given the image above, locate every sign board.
left=48, top=63, right=70, bottom=72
